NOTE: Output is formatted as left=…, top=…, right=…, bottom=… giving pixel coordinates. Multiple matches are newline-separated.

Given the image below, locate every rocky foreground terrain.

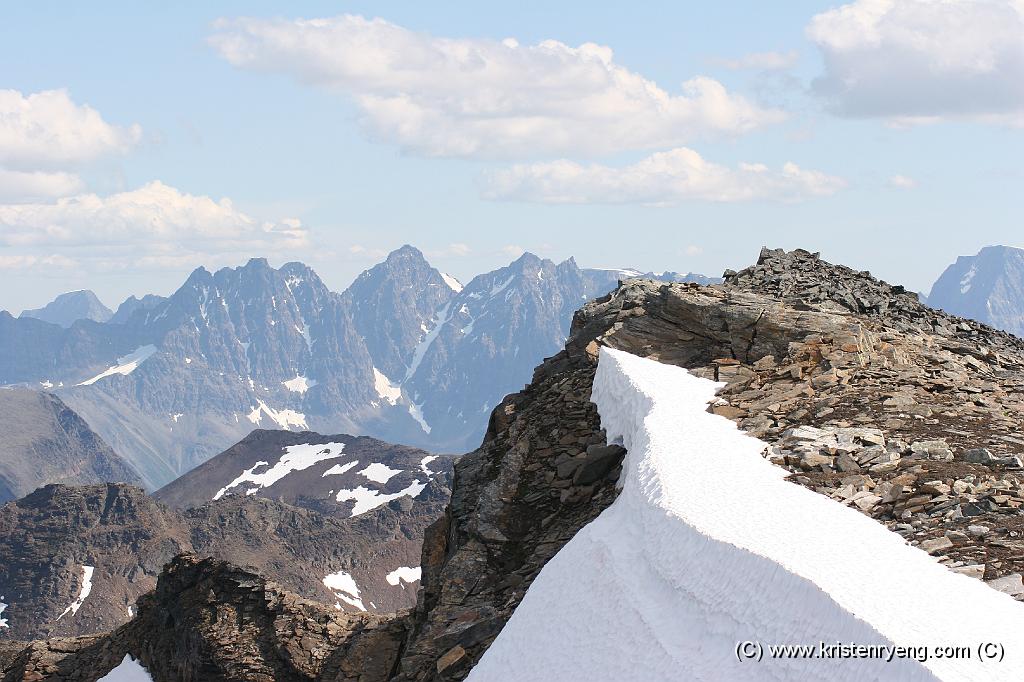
left=3, top=247, right=1023, bottom=680
left=0, top=479, right=449, bottom=644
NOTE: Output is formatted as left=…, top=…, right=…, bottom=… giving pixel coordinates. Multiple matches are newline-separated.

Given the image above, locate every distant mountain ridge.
left=0, top=388, right=142, bottom=503
left=19, top=290, right=113, bottom=327
left=0, top=247, right=718, bottom=487
left=928, top=245, right=1024, bottom=338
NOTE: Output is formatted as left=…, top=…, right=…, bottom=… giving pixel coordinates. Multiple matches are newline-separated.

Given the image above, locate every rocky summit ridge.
left=5, top=247, right=1024, bottom=681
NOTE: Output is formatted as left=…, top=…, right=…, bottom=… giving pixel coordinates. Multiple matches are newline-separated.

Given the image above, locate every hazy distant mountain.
left=109, top=294, right=167, bottom=325
left=19, top=290, right=113, bottom=327
left=0, top=388, right=142, bottom=503
left=0, top=247, right=719, bottom=487
left=928, top=245, right=1024, bottom=337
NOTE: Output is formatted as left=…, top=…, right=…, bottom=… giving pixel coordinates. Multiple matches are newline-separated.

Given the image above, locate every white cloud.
left=501, top=245, right=526, bottom=258
left=209, top=15, right=786, bottom=159
left=0, top=254, right=76, bottom=270
left=446, top=242, right=471, bottom=257
left=482, top=148, right=845, bottom=205
left=807, top=0, right=1024, bottom=123
left=0, top=168, right=85, bottom=202
left=0, top=181, right=308, bottom=252
left=889, top=174, right=917, bottom=188
left=0, top=89, right=141, bottom=169
left=710, top=50, right=799, bottom=71
left=684, top=245, right=704, bottom=256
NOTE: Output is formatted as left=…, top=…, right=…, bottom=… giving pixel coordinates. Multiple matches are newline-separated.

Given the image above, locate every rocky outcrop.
left=0, top=555, right=409, bottom=682
left=0, top=468, right=448, bottom=640
left=0, top=389, right=142, bottom=503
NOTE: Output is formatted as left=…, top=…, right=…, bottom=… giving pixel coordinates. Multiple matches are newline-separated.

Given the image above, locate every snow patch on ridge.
left=385, top=566, right=421, bottom=587
left=407, top=401, right=431, bottom=433
left=247, top=400, right=307, bottom=430
left=358, top=462, right=402, bottom=484
left=78, top=346, right=157, bottom=385
left=97, top=655, right=154, bottom=682
left=282, top=375, right=317, bottom=394
left=441, top=272, right=463, bottom=292
left=405, top=303, right=452, bottom=382
left=420, top=455, right=438, bottom=476
left=0, top=596, right=8, bottom=628
left=322, top=461, right=359, bottom=477
left=323, top=570, right=366, bottom=611
left=372, top=367, right=402, bottom=405
left=214, top=442, right=345, bottom=500
left=960, top=265, right=977, bottom=294
left=57, top=565, right=94, bottom=620
left=334, top=480, right=427, bottom=516
left=471, top=348, right=1024, bottom=682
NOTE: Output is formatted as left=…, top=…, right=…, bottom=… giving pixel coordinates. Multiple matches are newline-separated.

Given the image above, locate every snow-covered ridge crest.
left=471, top=347, right=1024, bottom=682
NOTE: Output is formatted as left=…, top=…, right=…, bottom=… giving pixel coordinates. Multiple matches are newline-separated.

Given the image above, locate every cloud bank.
left=482, top=148, right=845, bottom=205
left=808, top=0, right=1024, bottom=124
left=209, top=14, right=786, bottom=159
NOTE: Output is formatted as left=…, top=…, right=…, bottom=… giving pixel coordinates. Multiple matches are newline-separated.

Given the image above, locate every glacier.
left=470, top=347, right=1024, bottom=682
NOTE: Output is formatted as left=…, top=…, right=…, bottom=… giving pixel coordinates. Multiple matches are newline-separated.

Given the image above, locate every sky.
left=1, top=0, right=1022, bottom=314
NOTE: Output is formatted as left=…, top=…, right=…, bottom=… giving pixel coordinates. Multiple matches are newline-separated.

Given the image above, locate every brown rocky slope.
left=5, top=247, right=1024, bottom=680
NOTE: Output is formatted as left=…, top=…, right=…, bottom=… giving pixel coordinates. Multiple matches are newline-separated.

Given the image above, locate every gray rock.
left=572, top=444, right=627, bottom=485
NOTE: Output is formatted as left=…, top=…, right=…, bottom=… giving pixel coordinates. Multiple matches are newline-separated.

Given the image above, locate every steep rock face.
left=0, top=389, right=142, bottom=503
left=928, top=245, right=1024, bottom=338
left=400, top=254, right=620, bottom=452
left=0, top=483, right=190, bottom=640
left=19, top=291, right=113, bottom=328
left=341, top=245, right=457, bottom=385
left=0, top=555, right=409, bottom=682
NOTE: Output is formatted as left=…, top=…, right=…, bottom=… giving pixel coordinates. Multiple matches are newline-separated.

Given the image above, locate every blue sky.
left=1, top=1, right=1022, bottom=312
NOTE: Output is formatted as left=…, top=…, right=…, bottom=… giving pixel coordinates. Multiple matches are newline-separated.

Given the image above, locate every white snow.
left=97, top=655, right=154, bottom=682
left=214, top=441, right=345, bottom=500
left=171, top=413, right=183, bottom=423
left=960, top=265, right=977, bottom=294
left=441, top=272, right=464, bottom=292
left=239, top=341, right=250, bottom=354
left=246, top=400, right=308, bottom=430
left=323, top=570, right=366, bottom=611
left=471, top=347, right=1024, bottom=682
left=420, top=455, right=438, bottom=476
left=184, top=357, right=192, bottom=364
left=296, top=324, right=313, bottom=351
left=39, top=380, right=53, bottom=389
left=77, top=346, right=157, bottom=386
left=358, top=462, right=403, bottom=484
left=0, top=596, right=8, bottom=628
left=322, top=461, right=359, bottom=477
left=407, top=401, right=431, bottom=434
left=405, top=302, right=451, bottom=382
left=334, top=480, right=427, bottom=516
left=57, top=565, right=94, bottom=620
left=372, top=367, right=402, bottom=405
left=385, top=566, right=421, bottom=587
left=282, top=375, right=317, bottom=394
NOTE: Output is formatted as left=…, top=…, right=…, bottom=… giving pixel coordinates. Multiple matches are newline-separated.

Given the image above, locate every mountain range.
left=0, top=247, right=718, bottom=489
left=6, top=247, right=1024, bottom=680
left=928, top=245, right=1024, bottom=338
